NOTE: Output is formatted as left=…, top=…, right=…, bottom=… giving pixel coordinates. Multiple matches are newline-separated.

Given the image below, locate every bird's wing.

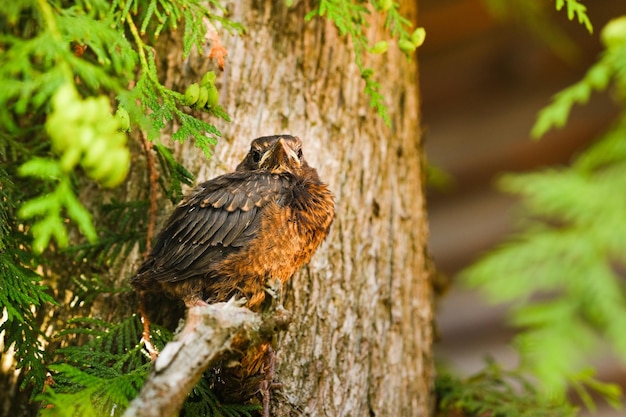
left=140, top=171, right=288, bottom=282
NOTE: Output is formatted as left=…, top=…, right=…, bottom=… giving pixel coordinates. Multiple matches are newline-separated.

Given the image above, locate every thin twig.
left=140, top=133, right=158, bottom=255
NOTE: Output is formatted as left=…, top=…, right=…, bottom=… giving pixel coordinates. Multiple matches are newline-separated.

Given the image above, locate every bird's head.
left=237, top=135, right=309, bottom=175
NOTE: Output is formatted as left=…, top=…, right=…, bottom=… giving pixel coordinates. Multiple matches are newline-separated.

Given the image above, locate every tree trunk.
left=157, top=1, right=433, bottom=415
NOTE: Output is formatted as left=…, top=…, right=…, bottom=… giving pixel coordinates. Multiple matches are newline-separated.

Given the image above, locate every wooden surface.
left=419, top=0, right=626, bottom=414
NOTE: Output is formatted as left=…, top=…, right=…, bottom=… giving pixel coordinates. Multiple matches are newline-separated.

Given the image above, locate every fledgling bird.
left=132, top=134, right=334, bottom=312
left=131, top=135, right=335, bottom=407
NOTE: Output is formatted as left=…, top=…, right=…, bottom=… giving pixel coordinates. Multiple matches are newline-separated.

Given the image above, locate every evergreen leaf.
left=436, top=361, right=579, bottom=417
left=531, top=51, right=616, bottom=139
left=154, top=144, right=195, bottom=203
left=0, top=251, right=56, bottom=392
left=556, top=0, right=593, bottom=34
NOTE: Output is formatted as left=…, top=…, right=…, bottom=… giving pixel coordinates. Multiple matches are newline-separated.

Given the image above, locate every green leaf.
left=31, top=215, right=68, bottom=252
left=463, top=133, right=626, bottom=407
left=570, top=369, right=623, bottom=411
left=17, top=194, right=59, bottom=220
left=556, top=0, right=593, bottom=34
left=436, top=362, right=579, bottom=417
left=18, top=158, right=62, bottom=179
left=61, top=183, right=98, bottom=243
left=531, top=56, right=614, bottom=139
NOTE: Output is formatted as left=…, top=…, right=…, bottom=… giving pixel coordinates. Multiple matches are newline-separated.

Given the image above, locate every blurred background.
left=419, top=0, right=626, bottom=415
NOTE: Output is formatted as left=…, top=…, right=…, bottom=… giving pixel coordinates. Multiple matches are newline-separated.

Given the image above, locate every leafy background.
left=424, top=0, right=626, bottom=415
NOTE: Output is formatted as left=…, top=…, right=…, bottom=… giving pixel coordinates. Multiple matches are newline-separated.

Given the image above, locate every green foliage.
left=436, top=360, right=580, bottom=417
left=18, top=160, right=97, bottom=253
left=0, top=167, right=57, bottom=393
left=303, top=0, right=425, bottom=126
left=67, top=200, right=151, bottom=268
left=154, top=144, right=195, bottom=203
left=463, top=14, right=626, bottom=408
left=0, top=2, right=136, bottom=130
left=465, top=116, right=626, bottom=403
left=532, top=15, right=626, bottom=139
left=0, top=253, right=56, bottom=392
left=127, top=45, right=227, bottom=154
left=107, top=0, right=241, bottom=150
left=37, top=315, right=261, bottom=417
left=1, top=0, right=241, bottom=410
left=556, top=0, right=593, bottom=33
left=108, top=0, right=244, bottom=57
left=481, top=0, right=592, bottom=62
left=1, top=0, right=241, bottom=251
left=531, top=59, right=612, bottom=139
left=37, top=315, right=167, bottom=417
left=183, top=378, right=262, bottom=417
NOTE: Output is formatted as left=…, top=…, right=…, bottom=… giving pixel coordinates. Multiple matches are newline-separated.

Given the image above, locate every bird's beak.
left=260, top=138, right=300, bottom=171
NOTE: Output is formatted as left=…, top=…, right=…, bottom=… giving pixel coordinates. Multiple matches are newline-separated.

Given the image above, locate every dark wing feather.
left=172, top=208, right=208, bottom=244
left=209, top=208, right=240, bottom=246
left=201, top=208, right=230, bottom=243
left=222, top=209, right=252, bottom=246
left=136, top=171, right=288, bottom=283
left=210, top=191, right=230, bottom=209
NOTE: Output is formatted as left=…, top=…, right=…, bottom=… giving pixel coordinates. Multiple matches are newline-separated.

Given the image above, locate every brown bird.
left=131, top=135, right=335, bottom=406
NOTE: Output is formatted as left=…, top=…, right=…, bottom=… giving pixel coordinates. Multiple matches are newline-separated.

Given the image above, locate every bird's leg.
left=139, top=301, right=159, bottom=361
left=257, top=279, right=291, bottom=416
left=260, top=279, right=292, bottom=334
left=259, top=345, right=282, bottom=417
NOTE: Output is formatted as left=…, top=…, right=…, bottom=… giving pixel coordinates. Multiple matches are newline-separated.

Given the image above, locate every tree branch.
left=123, top=299, right=264, bottom=417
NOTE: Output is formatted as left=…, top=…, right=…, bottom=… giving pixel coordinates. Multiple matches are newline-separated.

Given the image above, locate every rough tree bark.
left=152, top=1, right=433, bottom=415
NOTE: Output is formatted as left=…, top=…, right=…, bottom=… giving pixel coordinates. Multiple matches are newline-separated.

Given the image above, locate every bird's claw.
left=264, top=278, right=282, bottom=300
left=262, top=278, right=284, bottom=314
left=225, top=296, right=248, bottom=308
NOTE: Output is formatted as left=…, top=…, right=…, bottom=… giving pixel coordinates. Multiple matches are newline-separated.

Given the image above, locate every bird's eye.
left=297, top=149, right=303, bottom=160
left=252, top=150, right=261, bottom=163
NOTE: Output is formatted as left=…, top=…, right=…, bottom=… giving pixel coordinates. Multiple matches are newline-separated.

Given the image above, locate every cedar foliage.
left=437, top=359, right=579, bottom=417
left=482, top=0, right=592, bottom=62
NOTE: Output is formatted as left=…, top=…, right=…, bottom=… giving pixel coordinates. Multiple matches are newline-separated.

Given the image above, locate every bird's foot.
left=263, top=278, right=283, bottom=313
left=139, top=302, right=159, bottom=361
left=226, top=296, right=249, bottom=308
left=264, top=278, right=281, bottom=300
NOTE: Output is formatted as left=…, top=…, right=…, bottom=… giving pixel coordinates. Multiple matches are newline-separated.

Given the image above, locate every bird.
left=131, top=134, right=335, bottom=407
